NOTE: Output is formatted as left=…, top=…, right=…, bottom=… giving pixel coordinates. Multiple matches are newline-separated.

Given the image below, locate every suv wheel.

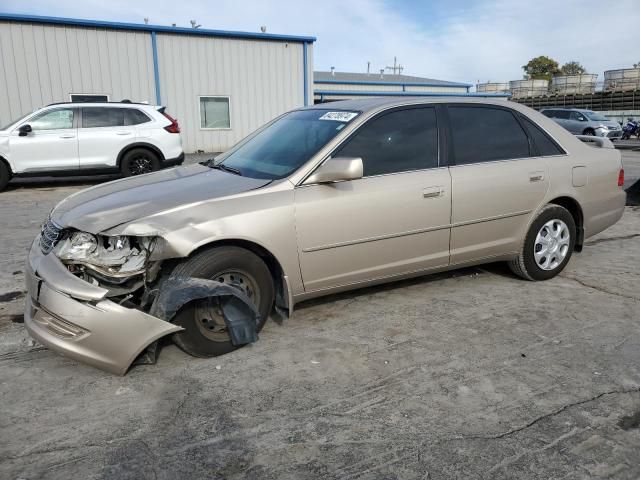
left=120, top=148, right=160, bottom=176
left=170, top=246, right=275, bottom=357
left=0, top=161, right=11, bottom=191
left=508, top=204, right=576, bottom=281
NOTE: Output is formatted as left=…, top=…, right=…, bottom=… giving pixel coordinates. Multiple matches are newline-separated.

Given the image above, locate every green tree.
left=560, top=61, right=586, bottom=75
left=522, top=56, right=560, bottom=81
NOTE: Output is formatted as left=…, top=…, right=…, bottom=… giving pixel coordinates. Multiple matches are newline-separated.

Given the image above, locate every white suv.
left=0, top=102, right=184, bottom=191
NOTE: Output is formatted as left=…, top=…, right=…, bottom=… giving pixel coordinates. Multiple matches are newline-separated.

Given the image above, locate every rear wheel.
left=120, top=148, right=160, bottom=177
left=508, top=204, right=576, bottom=281
left=171, top=246, right=275, bottom=357
left=0, top=161, right=10, bottom=191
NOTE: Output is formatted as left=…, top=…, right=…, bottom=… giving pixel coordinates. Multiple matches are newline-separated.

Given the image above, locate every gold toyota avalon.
left=25, top=98, right=626, bottom=374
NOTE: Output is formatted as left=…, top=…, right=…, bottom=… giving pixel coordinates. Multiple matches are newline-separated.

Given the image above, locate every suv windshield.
left=584, top=111, right=608, bottom=122
left=214, top=109, right=359, bottom=179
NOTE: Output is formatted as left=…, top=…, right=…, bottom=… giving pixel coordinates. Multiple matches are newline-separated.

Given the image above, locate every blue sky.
left=3, top=0, right=639, bottom=85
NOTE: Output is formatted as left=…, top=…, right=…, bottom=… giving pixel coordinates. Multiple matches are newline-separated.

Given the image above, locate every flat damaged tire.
left=170, top=246, right=274, bottom=357
left=508, top=204, right=576, bottom=281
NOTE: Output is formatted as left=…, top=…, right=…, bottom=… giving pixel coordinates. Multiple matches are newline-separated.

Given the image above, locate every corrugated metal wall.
left=155, top=33, right=308, bottom=152
left=0, top=21, right=156, bottom=125
left=0, top=20, right=312, bottom=153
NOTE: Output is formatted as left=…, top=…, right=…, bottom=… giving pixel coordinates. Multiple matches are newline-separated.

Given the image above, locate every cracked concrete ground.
left=0, top=153, right=639, bottom=479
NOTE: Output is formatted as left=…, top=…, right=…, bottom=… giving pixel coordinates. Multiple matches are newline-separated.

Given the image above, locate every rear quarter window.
left=124, top=109, right=151, bottom=125
left=519, top=115, right=565, bottom=156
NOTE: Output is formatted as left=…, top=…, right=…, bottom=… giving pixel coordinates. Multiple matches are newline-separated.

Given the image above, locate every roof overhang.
left=314, top=90, right=511, bottom=98
left=314, top=78, right=472, bottom=88
left=0, top=13, right=316, bottom=43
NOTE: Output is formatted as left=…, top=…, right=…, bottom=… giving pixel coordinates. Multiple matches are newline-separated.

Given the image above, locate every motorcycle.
left=621, top=119, right=640, bottom=140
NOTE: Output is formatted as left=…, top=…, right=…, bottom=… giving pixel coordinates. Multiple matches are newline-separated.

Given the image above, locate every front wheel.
left=508, top=204, right=576, bottom=281
left=170, top=246, right=275, bottom=357
left=583, top=129, right=595, bottom=136
left=120, top=148, right=160, bottom=177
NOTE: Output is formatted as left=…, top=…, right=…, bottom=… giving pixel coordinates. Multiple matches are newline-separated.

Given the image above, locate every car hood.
left=51, top=164, right=271, bottom=233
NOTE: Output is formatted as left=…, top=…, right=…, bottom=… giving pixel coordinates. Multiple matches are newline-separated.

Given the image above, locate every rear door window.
left=82, top=108, right=125, bottom=128
left=335, top=107, right=439, bottom=176
left=555, top=110, right=570, bottom=120
left=448, top=106, right=530, bottom=164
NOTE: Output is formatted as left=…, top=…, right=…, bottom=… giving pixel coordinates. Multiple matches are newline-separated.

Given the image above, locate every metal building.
left=0, top=14, right=315, bottom=153
left=313, top=71, right=478, bottom=103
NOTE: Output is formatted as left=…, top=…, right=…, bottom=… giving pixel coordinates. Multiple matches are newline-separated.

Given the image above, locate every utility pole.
left=385, top=56, right=404, bottom=75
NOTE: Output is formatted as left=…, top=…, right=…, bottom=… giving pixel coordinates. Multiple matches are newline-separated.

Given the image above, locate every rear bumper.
left=24, top=239, right=182, bottom=375
left=162, top=152, right=185, bottom=168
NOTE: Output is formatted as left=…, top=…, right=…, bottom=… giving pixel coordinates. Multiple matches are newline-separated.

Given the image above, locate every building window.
left=199, top=96, right=231, bottom=129
left=70, top=94, right=109, bottom=103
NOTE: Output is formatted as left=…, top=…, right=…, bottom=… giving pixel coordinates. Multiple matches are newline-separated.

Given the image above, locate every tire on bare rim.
left=120, top=148, right=160, bottom=177
left=170, top=246, right=275, bottom=357
left=0, top=160, right=11, bottom=191
left=508, top=204, right=576, bottom=281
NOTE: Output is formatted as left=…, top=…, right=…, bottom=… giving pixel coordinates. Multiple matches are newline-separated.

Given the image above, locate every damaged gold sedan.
left=25, top=98, right=626, bottom=374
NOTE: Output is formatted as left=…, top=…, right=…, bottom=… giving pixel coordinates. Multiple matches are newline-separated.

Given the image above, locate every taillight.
left=162, top=112, right=180, bottom=133
left=618, top=169, right=624, bottom=187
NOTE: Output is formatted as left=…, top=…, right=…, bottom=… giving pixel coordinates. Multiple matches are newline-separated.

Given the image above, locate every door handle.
left=116, top=131, right=132, bottom=135
left=423, top=186, right=444, bottom=198
left=529, top=172, right=544, bottom=182
left=59, top=134, right=75, bottom=139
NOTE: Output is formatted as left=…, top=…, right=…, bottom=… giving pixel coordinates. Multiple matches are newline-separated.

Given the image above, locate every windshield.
left=215, top=109, right=360, bottom=179
left=0, top=111, right=33, bottom=131
left=584, top=111, right=609, bottom=122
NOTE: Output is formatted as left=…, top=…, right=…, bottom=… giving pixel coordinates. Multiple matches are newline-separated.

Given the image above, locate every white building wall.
left=156, top=33, right=309, bottom=152
left=0, top=21, right=156, bottom=126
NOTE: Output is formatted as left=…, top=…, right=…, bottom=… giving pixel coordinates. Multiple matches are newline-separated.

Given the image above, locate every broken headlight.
left=55, top=232, right=98, bottom=260
left=54, top=233, right=157, bottom=277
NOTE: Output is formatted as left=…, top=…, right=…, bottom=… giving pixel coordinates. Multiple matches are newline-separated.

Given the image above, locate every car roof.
left=303, top=96, right=524, bottom=114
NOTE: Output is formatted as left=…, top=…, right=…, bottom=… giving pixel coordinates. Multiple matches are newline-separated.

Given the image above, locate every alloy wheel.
left=129, top=155, right=153, bottom=175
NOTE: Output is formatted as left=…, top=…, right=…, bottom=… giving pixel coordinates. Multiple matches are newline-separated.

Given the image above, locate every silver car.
left=24, top=98, right=626, bottom=374
left=540, top=108, right=622, bottom=140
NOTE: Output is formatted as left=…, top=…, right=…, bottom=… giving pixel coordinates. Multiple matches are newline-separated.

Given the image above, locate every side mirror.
left=18, top=124, right=32, bottom=136
left=304, top=157, right=363, bottom=185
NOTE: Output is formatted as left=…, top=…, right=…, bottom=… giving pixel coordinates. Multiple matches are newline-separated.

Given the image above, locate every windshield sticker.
left=319, top=111, right=358, bottom=122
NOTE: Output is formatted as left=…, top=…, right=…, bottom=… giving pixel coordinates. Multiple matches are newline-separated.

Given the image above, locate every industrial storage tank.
left=476, top=82, right=510, bottom=94
left=604, top=68, right=640, bottom=92
left=508, top=79, right=549, bottom=98
left=550, top=74, right=597, bottom=94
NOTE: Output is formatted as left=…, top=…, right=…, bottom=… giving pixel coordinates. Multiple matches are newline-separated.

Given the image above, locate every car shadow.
left=293, top=262, right=518, bottom=312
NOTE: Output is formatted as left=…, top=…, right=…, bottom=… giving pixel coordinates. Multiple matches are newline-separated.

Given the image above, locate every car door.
left=446, top=104, right=549, bottom=265
left=568, top=111, right=587, bottom=134
left=554, top=110, right=573, bottom=132
left=8, top=107, right=79, bottom=173
left=294, top=106, right=451, bottom=292
left=78, top=107, right=135, bottom=169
